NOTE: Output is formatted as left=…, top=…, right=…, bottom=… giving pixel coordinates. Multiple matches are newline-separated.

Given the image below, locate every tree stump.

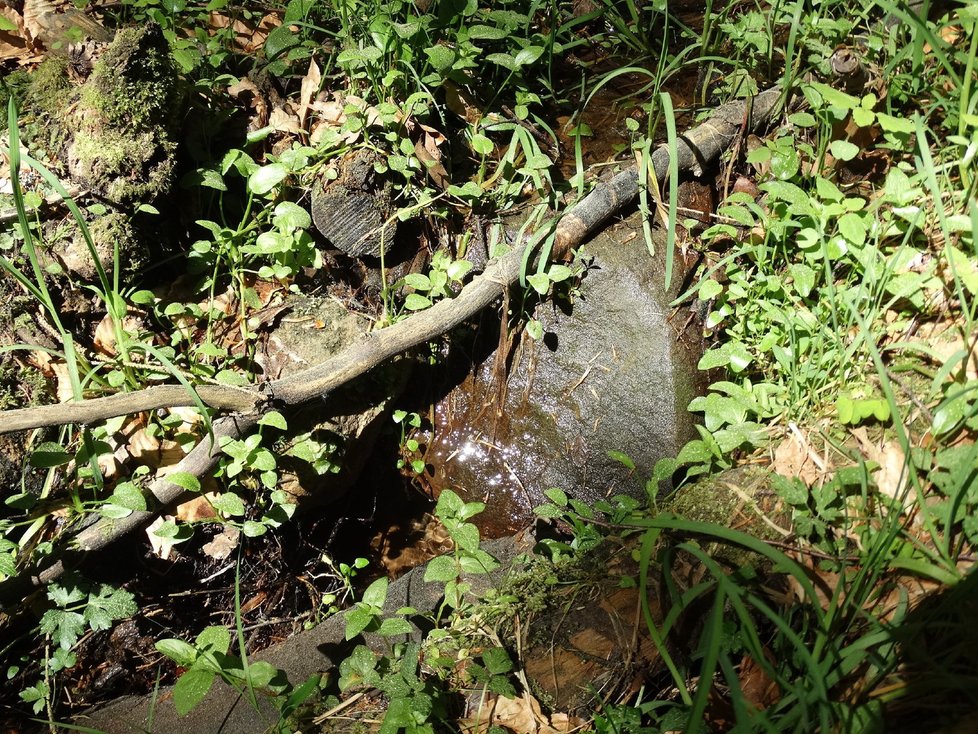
left=311, top=147, right=397, bottom=259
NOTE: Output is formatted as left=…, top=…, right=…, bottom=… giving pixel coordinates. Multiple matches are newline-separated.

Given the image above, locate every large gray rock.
left=426, top=212, right=706, bottom=535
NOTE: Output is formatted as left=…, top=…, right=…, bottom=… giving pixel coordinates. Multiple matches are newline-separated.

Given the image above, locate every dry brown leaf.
left=771, top=427, right=823, bottom=487
left=310, top=94, right=347, bottom=125
left=415, top=138, right=449, bottom=190
left=128, top=426, right=186, bottom=470
left=0, top=6, right=40, bottom=63
left=929, top=332, right=978, bottom=381
left=126, top=424, right=159, bottom=458
left=146, top=515, right=176, bottom=560
left=320, top=93, right=384, bottom=129
left=51, top=361, right=74, bottom=403
left=203, top=287, right=236, bottom=318
left=745, top=134, right=768, bottom=177
left=92, top=311, right=144, bottom=356
left=227, top=77, right=270, bottom=132
left=208, top=11, right=281, bottom=54
left=97, top=416, right=151, bottom=479
left=787, top=559, right=837, bottom=610
left=249, top=13, right=282, bottom=51
left=298, top=58, right=321, bottom=131
left=21, top=0, right=109, bottom=49
left=202, top=525, right=239, bottom=560
left=488, top=694, right=571, bottom=734
left=20, top=0, right=46, bottom=46
left=443, top=79, right=483, bottom=124
left=268, top=105, right=302, bottom=134
left=414, top=124, right=449, bottom=189
left=239, top=590, right=267, bottom=615
left=851, top=427, right=911, bottom=510
left=547, top=713, right=587, bottom=732
left=489, top=695, right=542, bottom=733
left=924, top=23, right=962, bottom=54
left=166, top=406, right=206, bottom=431
left=251, top=277, right=284, bottom=308
left=738, top=651, right=781, bottom=710
left=176, top=492, right=219, bottom=523
left=246, top=303, right=290, bottom=333
left=96, top=447, right=120, bottom=480
left=732, top=175, right=760, bottom=199
left=372, top=512, right=453, bottom=576
left=309, top=92, right=367, bottom=146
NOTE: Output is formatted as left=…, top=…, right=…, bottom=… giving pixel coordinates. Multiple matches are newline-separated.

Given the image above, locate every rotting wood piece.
left=0, top=88, right=784, bottom=602
left=311, top=147, right=397, bottom=259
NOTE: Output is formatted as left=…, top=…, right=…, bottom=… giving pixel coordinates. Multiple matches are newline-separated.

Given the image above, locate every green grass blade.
left=659, top=91, right=678, bottom=291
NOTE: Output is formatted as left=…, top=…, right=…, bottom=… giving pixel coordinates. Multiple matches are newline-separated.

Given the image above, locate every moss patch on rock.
left=64, top=24, right=183, bottom=205
left=84, top=24, right=183, bottom=130
left=55, top=210, right=148, bottom=281
left=664, top=466, right=789, bottom=567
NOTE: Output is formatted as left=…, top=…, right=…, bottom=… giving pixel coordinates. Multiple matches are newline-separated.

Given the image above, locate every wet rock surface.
left=426, top=211, right=707, bottom=535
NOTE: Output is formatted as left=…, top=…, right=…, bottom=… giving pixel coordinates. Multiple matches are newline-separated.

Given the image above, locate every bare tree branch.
left=0, top=88, right=781, bottom=436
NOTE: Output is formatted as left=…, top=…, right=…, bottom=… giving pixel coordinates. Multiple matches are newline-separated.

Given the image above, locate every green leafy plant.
left=17, top=574, right=137, bottom=714
left=155, top=560, right=322, bottom=728
left=339, top=642, right=449, bottom=734
left=328, top=489, right=508, bottom=730
left=423, top=490, right=500, bottom=613
left=393, top=410, right=425, bottom=475
left=395, top=251, right=474, bottom=313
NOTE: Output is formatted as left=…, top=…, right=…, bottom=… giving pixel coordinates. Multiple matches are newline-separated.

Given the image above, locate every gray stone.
left=261, top=294, right=409, bottom=505
left=426, top=212, right=706, bottom=534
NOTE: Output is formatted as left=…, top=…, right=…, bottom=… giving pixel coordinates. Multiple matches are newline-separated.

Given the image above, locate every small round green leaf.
left=167, top=472, right=201, bottom=493
left=404, top=293, right=432, bottom=311
left=526, top=273, right=550, bottom=295
left=248, top=163, right=289, bottom=196
left=829, top=139, right=860, bottom=162
left=29, top=443, right=72, bottom=468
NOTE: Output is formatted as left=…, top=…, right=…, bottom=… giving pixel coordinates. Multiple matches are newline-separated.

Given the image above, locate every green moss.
left=0, top=70, right=33, bottom=131
left=7, top=58, right=76, bottom=155
left=0, top=278, right=50, bottom=410
left=668, top=476, right=744, bottom=527
left=69, top=128, right=177, bottom=204
left=665, top=466, right=785, bottom=567
left=60, top=210, right=148, bottom=281
left=25, top=57, right=75, bottom=120
left=0, top=360, right=48, bottom=411
left=63, top=23, right=183, bottom=205
left=84, top=23, right=182, bottom=133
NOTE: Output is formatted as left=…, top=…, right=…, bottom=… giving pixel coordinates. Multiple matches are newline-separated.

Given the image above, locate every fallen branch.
left=0, top=88, right=783, bottom=604
left=1, top=88, right=781, bottom=435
